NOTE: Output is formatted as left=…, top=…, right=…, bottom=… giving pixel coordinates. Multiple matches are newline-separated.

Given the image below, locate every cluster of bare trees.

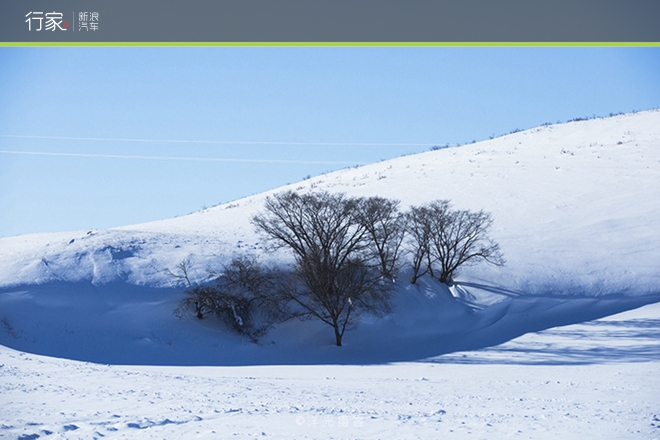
left=405, top=200, right=504, bottom=285
left=251, top=191, right=397, bottom=346
left=174, top=190, right=503, bottom=346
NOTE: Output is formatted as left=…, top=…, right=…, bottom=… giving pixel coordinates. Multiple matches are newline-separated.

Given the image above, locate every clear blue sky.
left=1, top=46, right=659, bottom=237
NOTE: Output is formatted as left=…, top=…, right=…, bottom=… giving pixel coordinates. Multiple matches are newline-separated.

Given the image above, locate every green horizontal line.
left=1, top=41, right=659, bottom=47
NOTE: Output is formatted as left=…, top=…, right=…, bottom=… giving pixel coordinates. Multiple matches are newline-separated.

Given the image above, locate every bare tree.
left=165, top=256, right=196, bottom=287
left=404, top=203, right=439, bottom=284
left=175, top=285, right=217, bottom=319
left=212, top=254, right=286, bottom=342
left=357, top=196, right=405, bottom=279
left=214, top=254, right=278, bottom=296
left=172, top=254, right=284, bottom=342
left=428, top=208, right=504, bottom=284
left=169, top=257, right=216, bottom=319
left=252, top=191, right=393, bottom=346
left=404, top=200, right=504, bottom=285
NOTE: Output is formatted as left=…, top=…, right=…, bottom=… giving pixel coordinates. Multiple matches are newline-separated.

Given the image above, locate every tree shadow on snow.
left=0, top=280, right=659, bottom=366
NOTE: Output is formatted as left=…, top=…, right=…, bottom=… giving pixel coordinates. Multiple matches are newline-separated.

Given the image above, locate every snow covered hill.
left=0, top=110, right=659, bottom=366
left=2, top=110, right=659, bottom=294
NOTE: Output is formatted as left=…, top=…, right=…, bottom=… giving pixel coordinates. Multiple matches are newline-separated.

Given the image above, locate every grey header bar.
left=2, top=0, right=660, bottom=43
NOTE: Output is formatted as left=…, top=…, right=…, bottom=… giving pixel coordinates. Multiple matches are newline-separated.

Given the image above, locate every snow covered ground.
left=1, top=111, right=659, bottom=438
left=1, top=301, right=658, bottom=439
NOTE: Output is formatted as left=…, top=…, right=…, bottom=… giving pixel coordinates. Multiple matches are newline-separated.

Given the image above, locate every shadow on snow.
left=0, top=280, right=659, bottom=366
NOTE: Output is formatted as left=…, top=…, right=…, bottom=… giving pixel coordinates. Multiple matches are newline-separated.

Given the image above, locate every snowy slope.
left=1, top=110, right=658, bottom=295
left=0, top=111, right=659, bottom=366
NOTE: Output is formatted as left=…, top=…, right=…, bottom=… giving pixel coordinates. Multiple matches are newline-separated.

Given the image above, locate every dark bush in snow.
left=211, top=254, right=286, bottom=342
left=176, top=285, right=218, bottom=319
left=173, top=255, right=284, bottom=343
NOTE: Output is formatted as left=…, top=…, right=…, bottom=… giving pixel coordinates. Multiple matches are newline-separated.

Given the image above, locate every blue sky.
left=1, top=46, right=659, bottom=237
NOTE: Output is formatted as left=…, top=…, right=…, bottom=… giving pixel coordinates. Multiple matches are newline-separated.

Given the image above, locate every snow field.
left=2, top=301, right=659, bottom=440
left=1, top=353, right=658, bottom=439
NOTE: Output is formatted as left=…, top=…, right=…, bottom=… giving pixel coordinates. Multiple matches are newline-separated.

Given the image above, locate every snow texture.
left=1, top=302, right=658, bottom=439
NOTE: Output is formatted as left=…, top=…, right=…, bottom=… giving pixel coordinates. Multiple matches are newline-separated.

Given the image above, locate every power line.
left=0, top=149, right=366, bottom=166
left=0, top=134, right=433, bottom=147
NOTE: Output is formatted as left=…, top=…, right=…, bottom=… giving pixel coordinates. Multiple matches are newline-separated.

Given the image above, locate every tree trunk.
left=439, top=271, right=452, bottom=285
left=195, top=303, right=204, bottom=319
left=333, top=323, right=343, bottom=346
